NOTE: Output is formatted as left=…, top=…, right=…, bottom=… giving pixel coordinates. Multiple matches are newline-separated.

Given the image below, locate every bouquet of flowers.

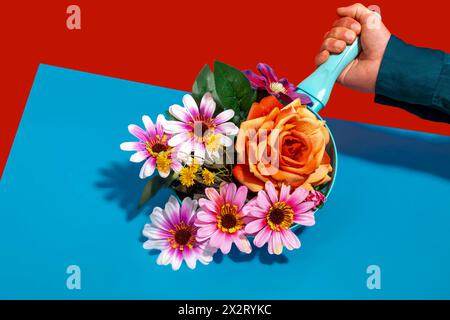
left=120, top=62, right=332, bottom=270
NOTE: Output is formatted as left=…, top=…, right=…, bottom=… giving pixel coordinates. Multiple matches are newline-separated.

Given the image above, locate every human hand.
left=315, top=3, right=391, bottom=93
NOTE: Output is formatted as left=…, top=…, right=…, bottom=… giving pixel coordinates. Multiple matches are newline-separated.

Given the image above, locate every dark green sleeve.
left=375, top=35, right=450, bottom=123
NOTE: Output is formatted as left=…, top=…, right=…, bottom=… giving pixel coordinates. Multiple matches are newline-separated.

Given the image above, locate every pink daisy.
left=120, top=114, right=182, bottom=178
left=164, top=93, right=239, bottom=163
left=142, top=196, right=215, bottom=271
left=243, top=181, right=316, bottom=255
left=195, top=183, right=252, bottom=254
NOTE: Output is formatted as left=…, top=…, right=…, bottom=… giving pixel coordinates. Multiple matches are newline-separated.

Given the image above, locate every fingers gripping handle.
left=297, top=11, right=381, bottom=113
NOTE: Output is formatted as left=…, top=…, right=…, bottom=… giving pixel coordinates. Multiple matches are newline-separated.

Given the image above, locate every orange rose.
left=233, top=97, right=332, bottom=192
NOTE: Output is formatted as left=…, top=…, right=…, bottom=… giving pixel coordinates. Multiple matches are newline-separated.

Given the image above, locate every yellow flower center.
left=168, top=221, right=196, bottom=251
left=156, top=152, right=171, bottom=173
left=217, top=203, right=243, bottom=234
left=205, top=133, right=222, bottom=153
left=191, top=119, right=216, bottom=142
left=146, top=134, right=169, bottom=156
left=269, top=82, right=287, bottom=94
left=201, top=168, right=215, bottom=186
left=266, top=201, right=293, bottom=231
left=179, top=167, right=196, bottom=187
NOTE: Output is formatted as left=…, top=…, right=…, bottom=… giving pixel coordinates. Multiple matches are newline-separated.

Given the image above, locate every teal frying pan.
left=295, top=37, right=362, bottom=199
left=295, top=12, right=380, bottom=202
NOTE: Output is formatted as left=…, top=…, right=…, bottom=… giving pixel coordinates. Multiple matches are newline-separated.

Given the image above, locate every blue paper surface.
left=1, top=64, right=449, bottom=299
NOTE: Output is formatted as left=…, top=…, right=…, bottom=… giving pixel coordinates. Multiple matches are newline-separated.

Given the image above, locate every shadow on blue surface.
left=95, top=119, right=450, bottom=266
left=328, top=119, right=450, bottom=180
left=96, top=162, right=148, bottom=221
left=213, top=247, right=288, bottom=265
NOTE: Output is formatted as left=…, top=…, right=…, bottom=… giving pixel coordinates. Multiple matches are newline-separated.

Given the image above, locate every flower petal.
left=214, top=109, right=234, bottom=125
left=182, top=94, right=200, bottom=119
left=171, top=251, right=183, bottom=271
left=130, top=150, right=149, bottom=163
left=209, top=230, right=225, bottom=249
left=199, top=92, right=216, bottom=119
left=193, top=141, right=206, bottom=162
left=279, top=184, right=291, bottom=203
left=205, top=188, right=223, bottom=207
left=164, top=120, right=191, bottom=134
left=225, top=183, right=237, bottom=204
left=286, top=187, right=309, bottom=208
left=257, top=63, right=278, bottom=83
left=180, top=197, right=198, bottom=223
left=233, top=185, right=248, bottom=210
left=143, top=239, right=169, bottom=250
left=243, top=70, right=267, bottom=89
left=293, top=210, right=316, bottom=226
left=220, top=236, right=233, bottom=254
left=196, top=223, right=217, bottom=239
left=271, top=231, right=283, bottom=255
left=216, top=122, right=239, bottom=136
left=169, top=104, right=192, bottom=122
left=164, top=195, right=181, bottom=226
left=158, top=169, right=170, bottom=178
left=183, top=249, right=197, bottom=270
left=245, top=218, right=266, bottom=234
left=120, top=141, right=145, bottom=151
left=143, top=224, right=170, bottom=240
left=128, top=124, right=148, bottom=141
left=280, top=229, right=301, bottom=250
left=198, top=198, right=218, bottom=215
left=233, top=232, right=252, bottom=254
left=139, top=157, right=156, bottom=179
left=243, top=206, right=267, bottom=218
left=150, top=207, right=171, bottom=230
left=176, top=139, right=194, bottom=162
left=142, top=115, right=156, bottom=137
left=253, top=226, right=272, bottom=248
left=157, top=248, right=175, bottom=266
left=265, top=181, right=278, bottom=204
left=170, top=159, right=183, bottom=172
left=220, top=134, right=233, bottom=147
left=256, top=190, right=271, bottom=211
left=293, top=201, right=316, bottom=214
left=156, top=114, right=166, bottom=137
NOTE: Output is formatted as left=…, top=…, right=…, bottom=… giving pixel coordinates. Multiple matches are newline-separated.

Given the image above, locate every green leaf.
left=138, top=173, right=177, bottom=208
left=192, top=64, right=215, bottom=104
left=164, top=109, right=175, bottom=121
left=213, top=61, right=256, bottom=117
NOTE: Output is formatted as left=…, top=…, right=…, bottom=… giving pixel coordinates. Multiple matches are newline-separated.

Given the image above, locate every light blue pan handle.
left=297, top=39, right=360, bottom=113
left=297, top=11, right=380, bottom=113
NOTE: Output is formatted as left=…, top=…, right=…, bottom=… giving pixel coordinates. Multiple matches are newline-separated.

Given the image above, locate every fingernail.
left=345, top=30, right=354, bottom=41
left=335, top=41, right=344, bottom=50
left=350, top=23, right=361, bottom=32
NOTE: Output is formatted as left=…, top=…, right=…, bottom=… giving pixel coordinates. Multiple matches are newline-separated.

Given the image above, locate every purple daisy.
left=243, top=63, right=312, bottom=104
left=142, top=196, right=215, bottom=271
left=164, top=93, right=239, bottom=164
left=120, top=114, right=182, bottom=179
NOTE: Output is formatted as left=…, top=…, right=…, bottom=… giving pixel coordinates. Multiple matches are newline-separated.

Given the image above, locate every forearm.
left=375, top=35, right=450, bottom=123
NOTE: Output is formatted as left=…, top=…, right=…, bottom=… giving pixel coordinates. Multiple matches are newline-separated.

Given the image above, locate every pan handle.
left=297, top=11, right=381, bottom=113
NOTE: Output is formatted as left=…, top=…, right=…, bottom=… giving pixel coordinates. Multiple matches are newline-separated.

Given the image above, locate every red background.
left=2, top=0, right=449, bottom=177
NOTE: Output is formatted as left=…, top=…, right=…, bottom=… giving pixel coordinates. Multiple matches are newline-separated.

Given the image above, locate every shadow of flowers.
left=95, top=161, right=149, bottom=221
